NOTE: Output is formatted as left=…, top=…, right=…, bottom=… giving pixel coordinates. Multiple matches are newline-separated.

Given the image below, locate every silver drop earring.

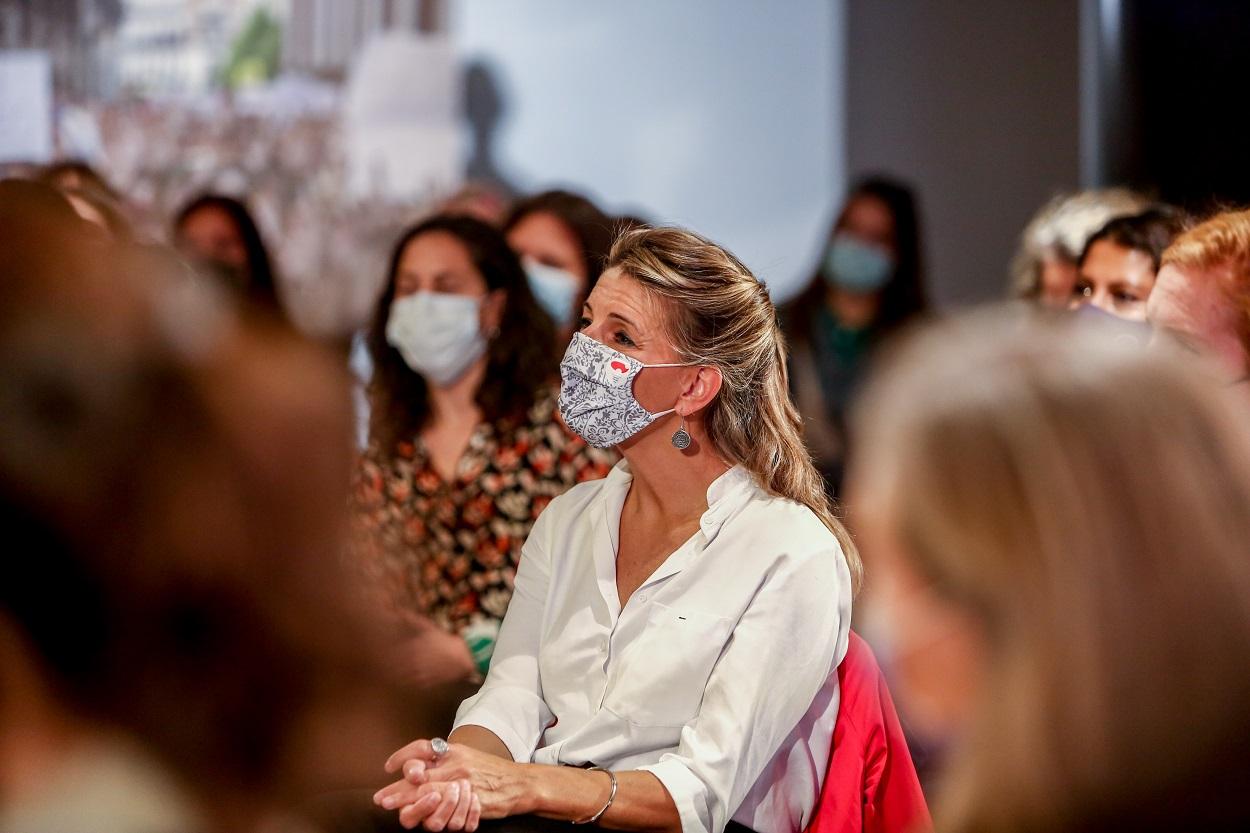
left=671, top=415, right=692, bottom=450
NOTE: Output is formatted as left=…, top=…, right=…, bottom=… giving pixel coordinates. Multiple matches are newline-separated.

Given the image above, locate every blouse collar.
left=602, top=459, right=757, bottom=545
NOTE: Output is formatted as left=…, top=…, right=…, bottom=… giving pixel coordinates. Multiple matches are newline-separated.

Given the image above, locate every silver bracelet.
left=572, top=766, right=618, bottom=825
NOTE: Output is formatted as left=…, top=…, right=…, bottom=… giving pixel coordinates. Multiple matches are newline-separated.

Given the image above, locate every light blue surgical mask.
left=822, top=235, right=895, bottom=294
left=1072, top=302, right=1153, bottom=347
left=524, top=260, right=581, bottom=329
left=385, top=291, right=487, bottom=387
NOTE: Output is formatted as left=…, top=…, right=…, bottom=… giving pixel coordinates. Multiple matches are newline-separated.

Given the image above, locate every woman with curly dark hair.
left=354, top=215, right=615, bottom=694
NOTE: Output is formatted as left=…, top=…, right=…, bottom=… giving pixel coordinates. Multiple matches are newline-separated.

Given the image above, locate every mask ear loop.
left=649, top=360, right=699, bottom=451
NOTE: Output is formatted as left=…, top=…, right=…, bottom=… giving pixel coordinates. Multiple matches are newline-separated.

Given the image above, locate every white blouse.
left=453, top=461, right=852, bottom=833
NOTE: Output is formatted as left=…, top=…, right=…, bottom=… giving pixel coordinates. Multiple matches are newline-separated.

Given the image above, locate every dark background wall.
left=1100, top=0, right=1250, bottom=211
left=844, top=0, right=1081, bottom=307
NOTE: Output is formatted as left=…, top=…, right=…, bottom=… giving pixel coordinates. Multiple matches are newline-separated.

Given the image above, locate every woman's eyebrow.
left=607, top=311, right=638, bottom=329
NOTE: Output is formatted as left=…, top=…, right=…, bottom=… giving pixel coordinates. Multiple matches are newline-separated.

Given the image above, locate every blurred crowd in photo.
left=5, top=3, right=1250, bottom=833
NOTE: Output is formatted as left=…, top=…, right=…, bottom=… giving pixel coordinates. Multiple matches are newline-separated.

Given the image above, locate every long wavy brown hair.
left=366, top=215, right=559, bottom=453
left=608, top=226, right=863, bottom=593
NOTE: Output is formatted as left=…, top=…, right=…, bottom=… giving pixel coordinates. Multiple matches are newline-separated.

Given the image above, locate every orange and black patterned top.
left=352, top=385, right=615, bottom=648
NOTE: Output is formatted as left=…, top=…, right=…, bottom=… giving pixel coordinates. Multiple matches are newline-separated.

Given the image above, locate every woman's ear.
left=677, top=366, right=723, bottom=417
left=481, top=288, right=507, bottom=335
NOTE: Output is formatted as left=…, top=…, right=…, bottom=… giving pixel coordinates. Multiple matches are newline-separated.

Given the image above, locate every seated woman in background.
left=173, top=192, right=287, bottom=321
left=782, top=175, right=928, bottom=496
left=503, top=189, right=615, bottom=342
left=355, top=215, right=615, bottom=694
left=1068, top=206, right=1188, bottom=321
left=848, top=310, right=1250, bottom=833
left=374, top=226, right=859, bottom=833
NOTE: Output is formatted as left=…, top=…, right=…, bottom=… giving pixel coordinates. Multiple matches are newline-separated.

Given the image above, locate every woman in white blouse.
left=373, top=227, right=861, bottom=833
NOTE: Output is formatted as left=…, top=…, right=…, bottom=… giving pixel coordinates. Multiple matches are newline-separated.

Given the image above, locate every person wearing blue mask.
left=353, top=216, right=616, bottom=711
left=504, top=190, right=615, bottom=344
left=781, top=175, right=929, bottom=497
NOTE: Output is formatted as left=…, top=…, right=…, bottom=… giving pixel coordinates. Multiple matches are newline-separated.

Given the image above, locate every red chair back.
left=803, top=631, right=932, bottom=833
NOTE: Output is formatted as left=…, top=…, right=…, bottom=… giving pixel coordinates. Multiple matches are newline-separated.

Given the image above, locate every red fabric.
left=804, top=631, right=932, bottom=833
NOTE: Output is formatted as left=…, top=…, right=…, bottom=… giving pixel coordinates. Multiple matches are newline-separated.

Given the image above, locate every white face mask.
left=558, top=332, right=692, bottom=448
left=385, top=291, right=488, bottom=387
left=523, top=260, right=581, bottom=329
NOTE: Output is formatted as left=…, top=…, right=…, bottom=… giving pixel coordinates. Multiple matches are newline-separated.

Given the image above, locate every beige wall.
left=845, top=0, right=1081, bottom=306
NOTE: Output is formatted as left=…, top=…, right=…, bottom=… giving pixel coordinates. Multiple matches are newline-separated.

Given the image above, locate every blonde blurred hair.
left=608, top=226, right=862, bottom=593
left=853, top=309, right=1250, bottom=833
left=1010, top=188, right=1150, bottom=298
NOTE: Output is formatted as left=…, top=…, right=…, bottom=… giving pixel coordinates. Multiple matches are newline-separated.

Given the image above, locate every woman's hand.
left=375, top=775, right=481, bottom=831
left=375, top=739, right=481, bottom=831
left=376, top=739, right=535, bottom=827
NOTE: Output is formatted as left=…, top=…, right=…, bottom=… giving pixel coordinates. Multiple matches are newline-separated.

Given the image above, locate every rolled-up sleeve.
left=452, top=506, right=556, bottom=762
left=638, top=545, right=849, bottom=833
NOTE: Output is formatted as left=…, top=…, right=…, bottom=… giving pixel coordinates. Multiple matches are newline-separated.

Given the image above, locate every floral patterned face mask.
left=557, top=332, right=693, bottom=448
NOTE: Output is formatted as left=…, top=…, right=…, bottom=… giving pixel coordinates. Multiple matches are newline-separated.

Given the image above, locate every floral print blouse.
left=352, top=385, right=616, bottom=651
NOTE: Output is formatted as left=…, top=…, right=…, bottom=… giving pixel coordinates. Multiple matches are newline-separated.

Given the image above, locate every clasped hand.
left=374, top=739, right=528, bottom=831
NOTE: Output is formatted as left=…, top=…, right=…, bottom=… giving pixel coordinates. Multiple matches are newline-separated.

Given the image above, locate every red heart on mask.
left=610, top=360, right=629, bottom=373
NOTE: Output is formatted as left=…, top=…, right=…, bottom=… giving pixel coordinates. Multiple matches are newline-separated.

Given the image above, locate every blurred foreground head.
left=0, top=181, right=391, bottom=830
left=849, top=309, right=1250, bottom=833
left=1148, top=207, right=1250, bottom=385
left=36, top=160, right=132, bottom=240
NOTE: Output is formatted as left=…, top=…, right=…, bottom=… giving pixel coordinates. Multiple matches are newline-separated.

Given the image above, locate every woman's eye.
left=576, top=316, right=591, bottom=330
left=614, top=330, right=636, bottom=347
left=1114, top=291, right=1142, bottom=303
left=1075, top=284, right=1093, bottom=298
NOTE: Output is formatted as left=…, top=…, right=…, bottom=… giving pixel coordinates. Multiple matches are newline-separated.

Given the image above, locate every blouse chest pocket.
left=604, top=602, right=735, bottom=728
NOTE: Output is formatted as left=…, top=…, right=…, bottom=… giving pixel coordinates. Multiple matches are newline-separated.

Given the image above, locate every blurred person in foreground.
left=1010, top=188, right=1149, bottom=307
left=1067, top=207, right=1187, bottom=321
left=60, top=184, right=133, bottom=240
left=0, top=181, right=396, bottom=833
left=372, top=226, right=859, bottom=833
left=36, top=159, right=121, bottom=202
left=37, top=160, right=132, bottom=240
left=782, top=175, right=928, bottom=496
left=848, top=309, right=1250, bottom=833
left=173, top=192, right=287, bottom=322
left=1147, top=208, right=1250, bottom=386
left=503, top=190, right=615, bottom=343
left=354, top=215, right=615, bottom=698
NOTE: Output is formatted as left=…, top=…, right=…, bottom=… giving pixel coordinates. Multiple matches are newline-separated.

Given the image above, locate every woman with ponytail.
left=374, top=227, right=859, bottom=833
